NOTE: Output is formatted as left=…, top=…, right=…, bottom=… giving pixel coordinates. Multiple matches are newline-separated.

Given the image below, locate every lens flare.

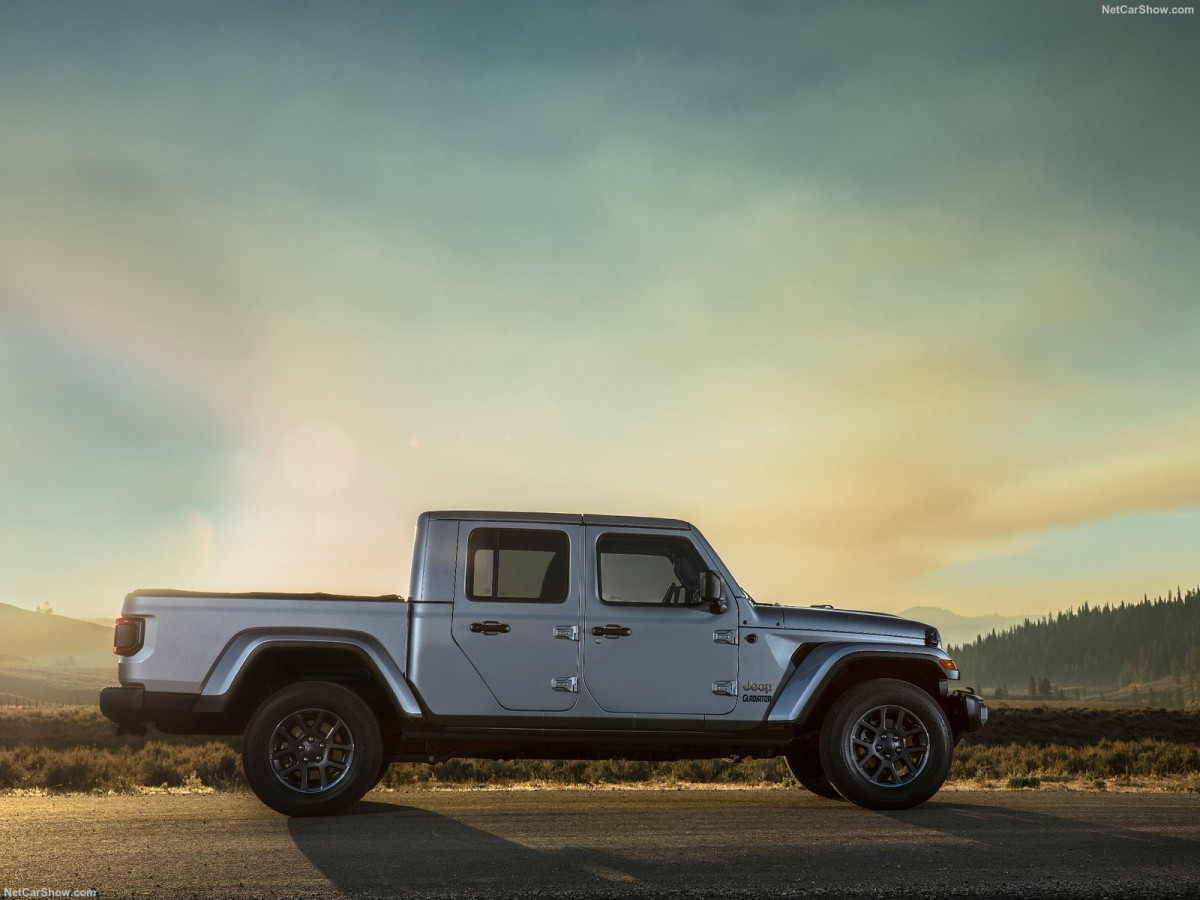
left=279, top=421, right=358, bottom=497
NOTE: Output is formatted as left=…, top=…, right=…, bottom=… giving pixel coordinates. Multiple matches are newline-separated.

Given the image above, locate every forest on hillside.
left=951, top=586, right=1200, bottom=703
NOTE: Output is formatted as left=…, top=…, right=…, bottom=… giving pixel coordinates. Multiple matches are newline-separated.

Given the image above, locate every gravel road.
left=3, top=789, right=1199, bottom=899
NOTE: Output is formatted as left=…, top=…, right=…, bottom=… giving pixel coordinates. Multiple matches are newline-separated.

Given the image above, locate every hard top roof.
left=423, top=510, right=692, bottom=530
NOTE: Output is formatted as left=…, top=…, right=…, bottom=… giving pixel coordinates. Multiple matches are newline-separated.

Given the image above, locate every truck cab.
left=408, top=512, right=743, bottom=725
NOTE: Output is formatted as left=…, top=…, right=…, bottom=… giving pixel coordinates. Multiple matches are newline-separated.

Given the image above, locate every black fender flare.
left=765, top=642, right=958, bottom=725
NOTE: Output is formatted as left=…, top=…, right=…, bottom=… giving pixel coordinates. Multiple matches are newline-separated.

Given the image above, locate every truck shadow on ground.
left=287, top=798, right=652, bottom=897
left=877, top=797, right=1200, bottom=856
left=286, top=794, right=1200, bottom=898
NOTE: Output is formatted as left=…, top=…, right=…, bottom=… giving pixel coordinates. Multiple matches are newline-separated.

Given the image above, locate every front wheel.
left=818, top=678, right=953, bottom=810
left=242, top=681, right=383, bottom=817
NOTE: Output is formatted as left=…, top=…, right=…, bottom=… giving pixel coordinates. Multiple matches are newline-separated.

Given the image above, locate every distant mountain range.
left=0, top=602, right=114, bottom=667
left=0, top=603, right=116, bottom=704
left=898, top=606, right=1029, bottom=649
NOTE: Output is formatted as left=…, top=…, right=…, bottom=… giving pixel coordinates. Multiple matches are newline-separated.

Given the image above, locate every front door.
left=451, top=522, right=582, bottom=711
left=581, top=527, right=739, bottom=715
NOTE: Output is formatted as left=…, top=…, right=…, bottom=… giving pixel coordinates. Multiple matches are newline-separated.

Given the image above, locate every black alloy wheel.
left=818, top=678, right=953, bottom=810
left=243, top=681, right=382, bottom=817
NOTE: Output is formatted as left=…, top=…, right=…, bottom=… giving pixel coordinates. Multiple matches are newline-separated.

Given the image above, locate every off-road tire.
left=818, top=678, right=952, bottom=810
left=242, top=681, right=383, bottom=817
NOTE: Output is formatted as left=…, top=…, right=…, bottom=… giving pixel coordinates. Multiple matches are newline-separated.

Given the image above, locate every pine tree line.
left=950, top=586, right=1200, bottom=693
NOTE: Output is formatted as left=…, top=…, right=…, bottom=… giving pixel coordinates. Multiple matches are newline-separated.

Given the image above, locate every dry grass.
left=375, top=756, right=794, bottom=791
left=0, top=741, right=243, bottom=792
left=0, top=704, right=229, bottom=750
left=0, top=657, right=114, bottom=705
left=960, top=703, right=1200, bottom=747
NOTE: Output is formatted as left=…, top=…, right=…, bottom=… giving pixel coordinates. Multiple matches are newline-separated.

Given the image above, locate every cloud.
left=943, top=452, right=1200, bottom=545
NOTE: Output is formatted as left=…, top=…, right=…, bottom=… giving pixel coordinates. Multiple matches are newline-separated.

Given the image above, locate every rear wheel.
left=818, top=678, right=952, bottom=810
left=242, top=681, right=382, bottom=817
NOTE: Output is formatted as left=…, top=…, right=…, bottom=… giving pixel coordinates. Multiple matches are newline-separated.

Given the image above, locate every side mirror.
left=699, top=570, right=727, bottom=614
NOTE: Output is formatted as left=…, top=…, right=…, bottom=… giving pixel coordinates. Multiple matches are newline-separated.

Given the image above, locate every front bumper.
left=942, top=688, right=988, bottom=734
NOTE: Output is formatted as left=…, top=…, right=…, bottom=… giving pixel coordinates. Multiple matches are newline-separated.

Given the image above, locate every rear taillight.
left=113, top=617, right=144, bottom=656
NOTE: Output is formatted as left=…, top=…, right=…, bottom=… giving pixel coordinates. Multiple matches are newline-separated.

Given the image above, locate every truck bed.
left=129, top=589, right=404, bottom=602
left=117, top=590, right=411, bottom=697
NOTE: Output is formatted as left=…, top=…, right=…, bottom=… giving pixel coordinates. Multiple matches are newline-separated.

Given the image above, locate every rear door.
left=450, top=521, right=582, bottom=711
left=581, top=527, right=739, bottom=716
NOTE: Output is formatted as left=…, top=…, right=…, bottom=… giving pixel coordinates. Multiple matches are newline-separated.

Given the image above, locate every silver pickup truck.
left=101, top=510, right=986, bottom=815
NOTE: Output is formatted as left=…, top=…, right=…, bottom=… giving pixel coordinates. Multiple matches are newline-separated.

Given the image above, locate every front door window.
left=598, top=534, right=705, bottom=607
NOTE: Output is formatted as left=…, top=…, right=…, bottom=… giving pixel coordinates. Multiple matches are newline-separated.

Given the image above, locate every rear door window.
left=467, top=528, right=570, bottom=603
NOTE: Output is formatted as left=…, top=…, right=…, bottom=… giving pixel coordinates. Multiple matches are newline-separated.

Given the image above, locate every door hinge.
left=713, top=629, right=738, bottom=645
left=550, top=675, right=579, bottom=693
left=712, top=680, right=737, bottom=696
left=553, top=625, right=580, bottom=642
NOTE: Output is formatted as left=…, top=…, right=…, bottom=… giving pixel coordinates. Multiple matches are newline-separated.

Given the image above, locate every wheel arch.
left=193, top=631, right=424, bottom=732
left=768, top=642, right=955, bottom=731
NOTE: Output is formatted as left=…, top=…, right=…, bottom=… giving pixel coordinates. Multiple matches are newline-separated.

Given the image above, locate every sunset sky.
left=2, top=1, right=1198, bottom=620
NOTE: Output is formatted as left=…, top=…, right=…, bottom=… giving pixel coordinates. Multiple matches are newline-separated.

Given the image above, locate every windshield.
left=688, top=526, right=751, bottom=601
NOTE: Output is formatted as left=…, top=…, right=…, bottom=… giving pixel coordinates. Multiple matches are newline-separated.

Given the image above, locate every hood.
left=744, top=602, right=934, bottom=644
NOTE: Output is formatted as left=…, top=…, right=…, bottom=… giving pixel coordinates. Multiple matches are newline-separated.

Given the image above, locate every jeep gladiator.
left=100, top=510, right=986, bottom=815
